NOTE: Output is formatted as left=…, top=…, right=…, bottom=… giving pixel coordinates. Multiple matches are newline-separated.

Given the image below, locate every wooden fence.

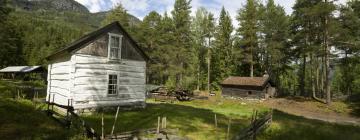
left=234, top=110, right=273, bottom=140
left=45, top=98, right=100, bottom=140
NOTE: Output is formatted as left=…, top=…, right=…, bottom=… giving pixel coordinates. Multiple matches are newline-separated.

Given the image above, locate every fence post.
left=102, top=112, right=104, bottom=140
left=253, top=110, right=258, bottom=140
left=157, top=116, right=160, bottom=134
left=111, top=106, right=120, bottom=136
left=227, top=117, right=231, bottom=140
left=214, top=114, right=218, bottom=128
left=52, top=94, right=55, bottom=111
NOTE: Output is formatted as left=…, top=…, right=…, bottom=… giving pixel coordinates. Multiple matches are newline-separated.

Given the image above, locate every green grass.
left=258, top=110, right=360, bottom=140
left=0, top=98, right=80, bottom=139
left=0, top=80, right=46, bottom=99
left=82, top=99, right=268, bottom=139
left=83, top=99, right=360, bottom=140
left=1, top=93, right=360, bottom=140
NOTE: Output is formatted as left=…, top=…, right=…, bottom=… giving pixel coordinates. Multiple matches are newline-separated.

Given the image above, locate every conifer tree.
left=211, top=7, right=233, bottom=88
left=260, top=0, right=290, bottom=93
left=171, top=0, right=194, bottom=88
left=236, top=0, right=261, bottom=77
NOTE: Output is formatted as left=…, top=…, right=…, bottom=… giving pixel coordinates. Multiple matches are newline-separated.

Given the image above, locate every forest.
left=1, top=0, right=360, bottom=104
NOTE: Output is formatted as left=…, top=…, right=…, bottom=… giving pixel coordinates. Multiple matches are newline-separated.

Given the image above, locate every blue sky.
left=75, top=0, right=347, bottom=26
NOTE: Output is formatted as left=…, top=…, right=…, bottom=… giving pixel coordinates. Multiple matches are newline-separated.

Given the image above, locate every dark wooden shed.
left=220, top=75, right=276, bottom=99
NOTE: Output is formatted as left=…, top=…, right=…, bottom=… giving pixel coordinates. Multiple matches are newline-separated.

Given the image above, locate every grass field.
left=82, top=98, right=360, bottom=140
left=0, top=98, right=82, bottom=140
left=82, top=99, right=268, bottom=139
left=1, top=96, right=360, bottom=140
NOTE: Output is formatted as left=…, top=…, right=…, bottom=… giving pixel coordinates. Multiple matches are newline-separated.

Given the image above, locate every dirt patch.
left=262, top=97, right=360, bottom=125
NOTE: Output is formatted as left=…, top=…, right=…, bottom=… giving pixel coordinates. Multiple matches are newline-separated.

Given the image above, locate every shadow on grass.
left=347, top=94, right=360, bottom=117
left=258, top=110, right=360, bottom=140
left=82, top=103, right=250, bottom=139
left=0, top=98, right=77, bottom=140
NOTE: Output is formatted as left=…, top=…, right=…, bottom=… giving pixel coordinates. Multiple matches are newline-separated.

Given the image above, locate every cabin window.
left=108, top=33, right=122, bottom=60
left=108, top=74, right=118, bottom=95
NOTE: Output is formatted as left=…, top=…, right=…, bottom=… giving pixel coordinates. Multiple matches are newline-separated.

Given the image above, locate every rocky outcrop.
left=12, top=0, right=89, bottom=13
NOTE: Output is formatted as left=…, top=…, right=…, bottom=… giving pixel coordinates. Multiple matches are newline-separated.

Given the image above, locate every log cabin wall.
left=221, top=87, right=266, bottom=99
left=47, top=25, right=147, bottom=109
left=71, top=54, right=146, bottom=109
left=72, top=27, right=146, bottom=109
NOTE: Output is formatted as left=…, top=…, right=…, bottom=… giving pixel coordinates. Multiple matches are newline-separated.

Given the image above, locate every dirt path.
left=263, top=98, right=360, bottom=125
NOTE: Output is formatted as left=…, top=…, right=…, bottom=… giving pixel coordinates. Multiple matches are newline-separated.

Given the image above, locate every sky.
left=75, top=0, right=348, bottom=26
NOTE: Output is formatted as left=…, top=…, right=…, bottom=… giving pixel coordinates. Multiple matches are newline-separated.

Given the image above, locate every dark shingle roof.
left=46, top=21, right=149, bottom=61
left=221, top=76, right=270, bottom=87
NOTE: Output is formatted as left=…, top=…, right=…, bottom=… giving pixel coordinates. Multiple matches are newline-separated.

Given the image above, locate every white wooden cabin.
left=46, top=22, right=149, bottom=109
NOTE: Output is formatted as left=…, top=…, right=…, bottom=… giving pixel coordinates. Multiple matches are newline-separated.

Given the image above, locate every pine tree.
left=211, top=7, right=233, bottom=89
left=102, top=3, right=130, bottom=30
left=192, top=7, right=215, bottom=90
left=260, top=0, right=290, bottom=94
left=334, top=1, right=360, bottom=95
left=171, top=0, right=194, bottom=88
left=0, top=0, right=25, bottom=67
left=236, top=0, right=261, bottom=77
left=138, top=11, right=162, bottom=84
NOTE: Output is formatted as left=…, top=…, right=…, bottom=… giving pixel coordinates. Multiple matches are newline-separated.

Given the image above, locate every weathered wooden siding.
left=222, top=87, right=266, bottom=99
left=221, top=83, right=275, bottom=99
left=76, top=35, right=108, bottom=57
left=46, top=61, right=72, bottom=106
left=71, top=54, right=146, bottom=109
left=74, top=27, right=144, bottom=61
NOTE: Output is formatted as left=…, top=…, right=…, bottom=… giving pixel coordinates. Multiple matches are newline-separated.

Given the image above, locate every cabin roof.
left=0, top=66, right=44, bottom=73
left=221, top=76, right=272, bottom=88
left=46, top=21, right=150, bottom=61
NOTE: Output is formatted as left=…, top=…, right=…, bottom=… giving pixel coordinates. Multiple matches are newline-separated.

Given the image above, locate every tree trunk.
left=197, top=61, right=200, bottom=91
left=250, top=45, right=254, bottom=77
left=207, top=38, right=211, bottom=92
left=324, top=0, right=331, bottom=105
left=300, top=54, right=306, bottom=97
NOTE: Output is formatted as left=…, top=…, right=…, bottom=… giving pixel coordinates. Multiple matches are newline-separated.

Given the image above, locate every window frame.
left=107, top=73, right=119, bottom=96
left=107, top=33, right=123, bottom=60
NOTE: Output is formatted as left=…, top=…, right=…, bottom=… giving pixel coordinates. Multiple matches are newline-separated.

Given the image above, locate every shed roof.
left=46, top=21, right=150, bottom=61
left=0, top=66, right=44, bottom=73
left=221, top=76, right=270, bottom=87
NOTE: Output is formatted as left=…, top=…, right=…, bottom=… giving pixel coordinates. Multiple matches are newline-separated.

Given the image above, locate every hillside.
left=6, top=0, right=142, bottom=65
left=10, top=0, right=141, bottom=28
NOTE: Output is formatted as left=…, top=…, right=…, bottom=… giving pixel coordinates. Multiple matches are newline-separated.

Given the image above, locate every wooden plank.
left=50, top=80, right=70, bottom=88
left=73, top=99, right=145, bottom=109
left=51, top=74, right=70, bottom=80
left=51, top=61, right=71, bottom=69
left=74, top=85, right=107, bottom=93
left=51, top=67, right=70, bottom=74
left=75, top=64, right=145, bottom=73
left=74, top=77, right=107, bottom=86
left=50, top=86, right=70, bottom=95
left=72, top=93, right=145, bottom=100
left=74, top=54, right=146, bottom=67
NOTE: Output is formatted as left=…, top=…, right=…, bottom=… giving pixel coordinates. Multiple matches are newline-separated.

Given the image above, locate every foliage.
left=236, top=0, right=261, bottom=77
left=0, top=0, right=25, bottom=67
left=211, top=7, right=234, bottom=89
left=2, top=0, right=360, bottom=101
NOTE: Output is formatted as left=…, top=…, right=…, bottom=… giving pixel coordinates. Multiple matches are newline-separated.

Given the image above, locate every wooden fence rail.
left=234, top=110, right=273, bottom=140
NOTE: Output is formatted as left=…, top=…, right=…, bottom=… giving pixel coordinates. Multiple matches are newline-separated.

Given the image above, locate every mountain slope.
left=11, top=0, right=141, bottom=28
